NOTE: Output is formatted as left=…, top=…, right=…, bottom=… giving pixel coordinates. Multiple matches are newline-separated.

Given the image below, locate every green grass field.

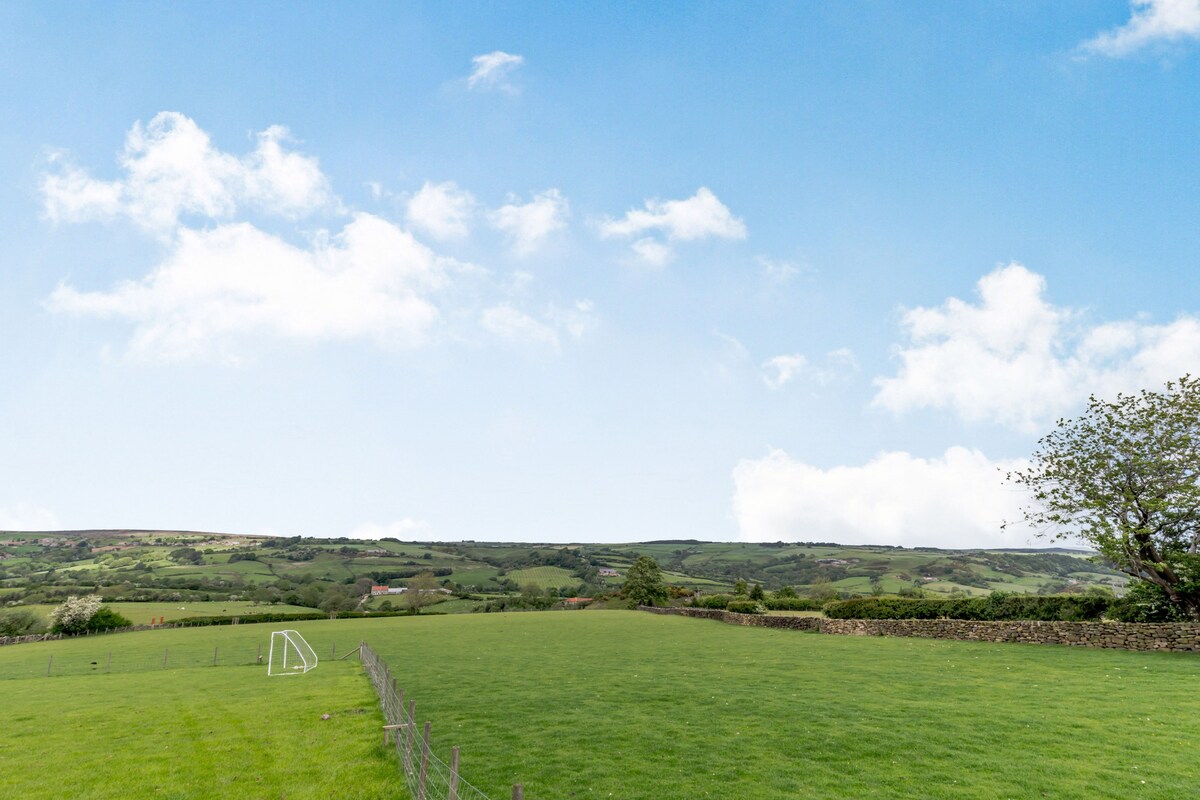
left=19, top=600, right=316, bottom=625
left=2, top=611, right=1198, bottom=799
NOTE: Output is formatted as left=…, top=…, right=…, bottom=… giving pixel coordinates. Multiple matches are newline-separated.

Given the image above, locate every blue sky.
left=2, top=1, right=1200, bottom=546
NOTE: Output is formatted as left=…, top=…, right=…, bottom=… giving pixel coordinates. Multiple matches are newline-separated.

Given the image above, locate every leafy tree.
left=1007, top=376, right=1200, bottom=620
left=623, top=556, right=668, bottom=606
left=733, top=578, right=748, bottom=596
left=749, top=583, right=765, bottom=601
left=774, top=585, right=797, bottom=599
left=405, top=571, right=439, bottom=613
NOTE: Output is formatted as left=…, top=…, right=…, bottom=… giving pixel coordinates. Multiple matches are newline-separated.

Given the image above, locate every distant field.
left=2, top=612, right=1198, bottom=798
left=505, top=566, right=577, bottom=589
left=19, top=601, right=315, bottom=625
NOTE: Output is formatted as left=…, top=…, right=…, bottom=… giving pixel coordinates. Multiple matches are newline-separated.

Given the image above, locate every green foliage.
left=748, top=583, right=765, bottom=601
left=763, top=597, right=826, bottom=611
left=49, top=595, right=103, bottom=634
left=1107, top=580, right=1190, bottom=622
left=733, top=578, right=748, bottom=596
left=691, top=594, right=732, bottom=609
left=622, top=556, right=668, bottom=606
left=1007, top=375, right=1200, bottom=619
left=774, top=585, right=798, bottom=598
left=823, top=593, right=1111, bottom=621
left=0, top=609, right=42, bottom=636
left=83, top=606, right=132, bottom=632
left=726, top=600, right=767, bottom=614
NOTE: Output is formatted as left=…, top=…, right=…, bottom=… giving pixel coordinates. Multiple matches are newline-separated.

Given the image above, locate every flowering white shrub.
left=49, top=594, right=102, bottom=633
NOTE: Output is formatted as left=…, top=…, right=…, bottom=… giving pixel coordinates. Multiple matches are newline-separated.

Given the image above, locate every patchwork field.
left=2, top=611, right=1197, bottom=799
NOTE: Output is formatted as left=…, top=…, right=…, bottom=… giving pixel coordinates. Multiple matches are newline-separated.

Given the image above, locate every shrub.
left=49, top=595, right=103, bottom=634
left=823, top=593, right=1111, bottom=621
left=726, top=600, right=767, bottom=614
left=83, top=606, right=132, bottom=632
left=691, top=594, right=731, bottom=609
left=1107, top=581, right=1189, bottom=622
left=0, top=609, right=42, bottom=636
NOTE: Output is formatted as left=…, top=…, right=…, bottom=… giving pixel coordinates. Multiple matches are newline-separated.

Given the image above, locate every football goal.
left=267, top=629, right=318, bottom=676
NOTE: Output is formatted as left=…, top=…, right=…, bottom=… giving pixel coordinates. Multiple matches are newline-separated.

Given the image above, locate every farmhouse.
left=370, top=585, right=406, bottom=596
left=598, top=568, right=620, bottom=577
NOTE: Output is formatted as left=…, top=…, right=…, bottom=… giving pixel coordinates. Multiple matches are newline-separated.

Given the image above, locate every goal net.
left=267, top=629, right=318, bottom=676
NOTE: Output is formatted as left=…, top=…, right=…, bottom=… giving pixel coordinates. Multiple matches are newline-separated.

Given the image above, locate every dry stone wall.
left=640, top=606, right=1200, bottom=653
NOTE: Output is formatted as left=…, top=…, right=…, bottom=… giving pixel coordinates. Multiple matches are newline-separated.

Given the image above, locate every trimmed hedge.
left=726, top=600, right=767, bottom=614
left=823, top=594, right=1110, bottom=622
left=764, top=597, right=826, bottom=611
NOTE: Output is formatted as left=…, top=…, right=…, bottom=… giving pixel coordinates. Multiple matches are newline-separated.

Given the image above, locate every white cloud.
left=0, top=504, right=60, bottom=531
left=1081, top=0, right=1200, bottom=57
left=487, top=189, right=569, bottom=255
left=481, top=305, right=562, bottom=349
left=600, top=187, right=746, bottom=264
left=732, top=447, right=1034, bottom=549
left=549, top=299, right=598, bottom=340
left=406, top=181, right=476, bottom=241
left=468, top=51, right=524, bottom=93
left=758, top=255, right=804, bottom=284
left=630, top=237, right=673, bottom=267
left=761, top=354, right=807, bottom=388
left=873, top=263, right=1200, bottom=431
left=47, top=213, right=451, bottom=361
left=762, top=348, right=858, bottom=389
left=350, top=518, right=432, bottom=540
left=41, top=112, right=332, bottom=232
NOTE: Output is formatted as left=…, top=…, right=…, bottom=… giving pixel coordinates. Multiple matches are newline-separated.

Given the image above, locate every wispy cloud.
left=468, top=51, right=525, bottom=93
left=1080, top=0, right=1200, bottom=57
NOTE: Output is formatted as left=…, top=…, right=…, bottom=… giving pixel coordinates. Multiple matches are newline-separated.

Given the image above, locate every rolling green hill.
left=0, top=531, right=1124, bottom=623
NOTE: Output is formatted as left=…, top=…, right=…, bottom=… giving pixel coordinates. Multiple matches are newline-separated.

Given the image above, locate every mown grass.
left=2, top=611, right=1198, bottom=799
left=504, top=565, right=577, bottom=589
left=0, top=631, right=396, bottom=799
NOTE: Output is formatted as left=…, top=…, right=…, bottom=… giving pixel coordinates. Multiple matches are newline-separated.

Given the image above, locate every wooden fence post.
left=417, top=721, right=431, bottom=800
left=162, top=648, right=169, bottom=670
left=332, top=641, right=337, bottom=659
left=448, top=746, right=460, bottom=800
left=46, top=655, right=52, bottom=677
left=213, top=647, right=218, bottom=666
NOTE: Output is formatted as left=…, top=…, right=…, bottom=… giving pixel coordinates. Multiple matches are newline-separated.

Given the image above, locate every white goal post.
left=267, top=629, right=318, bottom=676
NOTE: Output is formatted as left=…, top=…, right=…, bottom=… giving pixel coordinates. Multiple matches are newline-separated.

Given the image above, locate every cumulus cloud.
left=468, top=51, right=524, bottom=93
left=873, top=263, right=1200, bottom=431
left=406, top=181, right=476, bottom=241
left=350, top=518, right=432, bottom=540
left=600, top=187, right=746, bottom=264
left=487, top=189, right=569, bottom=255
left=47, top=214, right=451, bottom=361
left=0, top=504, right=60, bottom=531
left=41, top=112, right=332, bottom=232
left=1080, top=0, right=1200, bottom=57
left=732, top=447, right=1034, bottom=549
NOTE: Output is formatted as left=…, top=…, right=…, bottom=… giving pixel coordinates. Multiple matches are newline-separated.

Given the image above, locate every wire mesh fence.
left=361, top=641, right=520, bottom=800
